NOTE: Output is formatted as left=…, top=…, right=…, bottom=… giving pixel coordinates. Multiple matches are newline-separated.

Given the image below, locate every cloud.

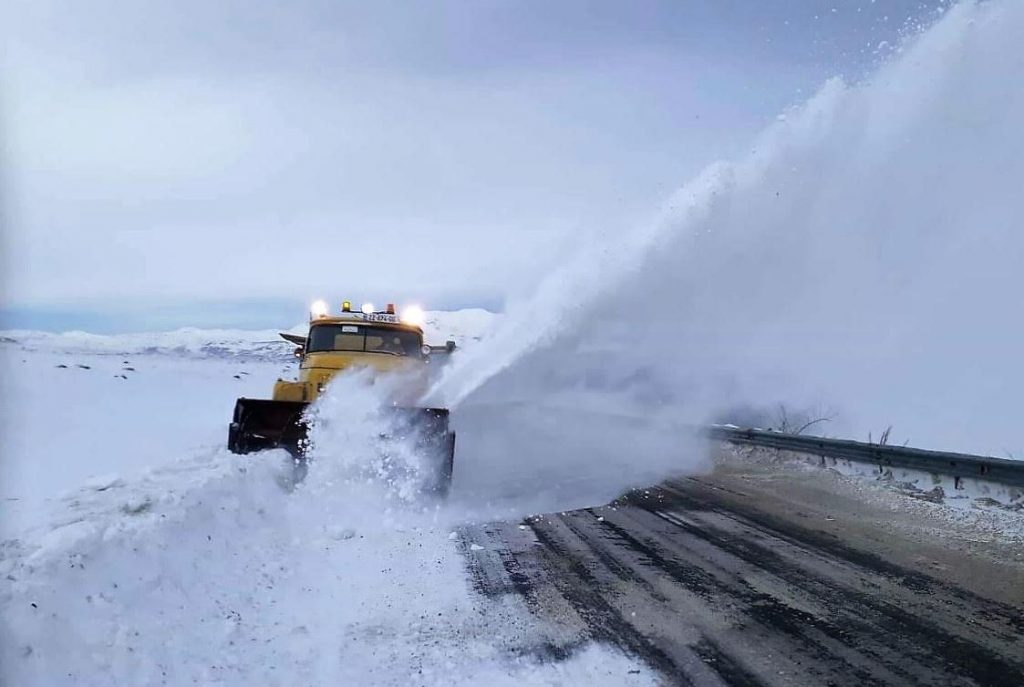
left=2, top=0, right=936, bottom=322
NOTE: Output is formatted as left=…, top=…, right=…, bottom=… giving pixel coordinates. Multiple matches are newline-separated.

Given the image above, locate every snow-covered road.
left=461, top=460, right=1024, bottom=685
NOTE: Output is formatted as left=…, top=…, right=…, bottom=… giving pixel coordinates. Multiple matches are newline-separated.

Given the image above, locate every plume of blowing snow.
left=303, top=370, right=449, bottom=503
left=432, top=0, right=1024, bottom=509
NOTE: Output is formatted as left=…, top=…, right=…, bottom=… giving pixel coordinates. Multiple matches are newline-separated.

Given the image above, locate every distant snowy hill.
left=1, top=309, right=499, bottom=360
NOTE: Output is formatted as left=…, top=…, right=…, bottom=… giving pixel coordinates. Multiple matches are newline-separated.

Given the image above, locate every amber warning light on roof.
left=308, top=299, right=427, bottom=326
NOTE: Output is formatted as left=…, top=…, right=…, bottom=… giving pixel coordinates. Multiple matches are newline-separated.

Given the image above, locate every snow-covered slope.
left=0, top=352, right=285, bottom=528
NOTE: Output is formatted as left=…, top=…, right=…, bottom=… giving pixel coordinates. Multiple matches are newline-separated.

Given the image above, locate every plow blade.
left=228, top=398, right=310, bottom=455
left=227, top=398, right=455, bottom=495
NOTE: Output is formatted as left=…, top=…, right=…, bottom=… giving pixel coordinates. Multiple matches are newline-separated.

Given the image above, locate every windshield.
left=307, top=324, right=422, bottom=356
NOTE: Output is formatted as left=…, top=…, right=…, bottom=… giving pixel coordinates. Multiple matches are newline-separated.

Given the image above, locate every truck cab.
left=273, top=311, right=430, bottom=403
left=227, top=300, right=456, bottom=495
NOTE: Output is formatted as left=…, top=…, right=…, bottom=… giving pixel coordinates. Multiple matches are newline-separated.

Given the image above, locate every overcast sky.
left=1, top=0, right=939, bottom=331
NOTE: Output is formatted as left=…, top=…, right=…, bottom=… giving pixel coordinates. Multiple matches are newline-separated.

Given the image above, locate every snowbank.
left=1, top=444, right=653, bottom=686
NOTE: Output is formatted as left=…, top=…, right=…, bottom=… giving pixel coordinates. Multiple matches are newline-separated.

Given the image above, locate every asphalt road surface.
left=460, top=457, right=1024, bottom=686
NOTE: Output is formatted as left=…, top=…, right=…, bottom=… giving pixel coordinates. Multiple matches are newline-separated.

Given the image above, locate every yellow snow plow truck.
left=228, top=300, right=456, bottom=495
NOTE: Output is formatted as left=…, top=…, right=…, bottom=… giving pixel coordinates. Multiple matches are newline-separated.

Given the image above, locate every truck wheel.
left=433, top=432, right=455, bottom=498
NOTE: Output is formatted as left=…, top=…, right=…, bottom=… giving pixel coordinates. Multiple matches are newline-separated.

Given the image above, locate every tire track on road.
left=462, top=476, right=1024, bottom=685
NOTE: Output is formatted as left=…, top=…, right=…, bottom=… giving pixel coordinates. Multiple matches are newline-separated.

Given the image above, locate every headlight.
left=310, top=300, right=329, bottom=318
left=401, top=305, right=425, bottom=327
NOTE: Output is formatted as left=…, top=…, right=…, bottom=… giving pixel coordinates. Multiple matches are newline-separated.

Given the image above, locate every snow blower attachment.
left=227, top=301, right=456, bottom=496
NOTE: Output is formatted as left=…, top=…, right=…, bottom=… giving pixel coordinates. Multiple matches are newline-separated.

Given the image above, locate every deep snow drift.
left=1, top=436, right=652, bottom=686
left=433, top=0, right=1024, bottom=463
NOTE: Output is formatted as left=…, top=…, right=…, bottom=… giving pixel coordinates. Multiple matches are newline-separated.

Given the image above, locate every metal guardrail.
left=709, top=426, right=1024, bottom=489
